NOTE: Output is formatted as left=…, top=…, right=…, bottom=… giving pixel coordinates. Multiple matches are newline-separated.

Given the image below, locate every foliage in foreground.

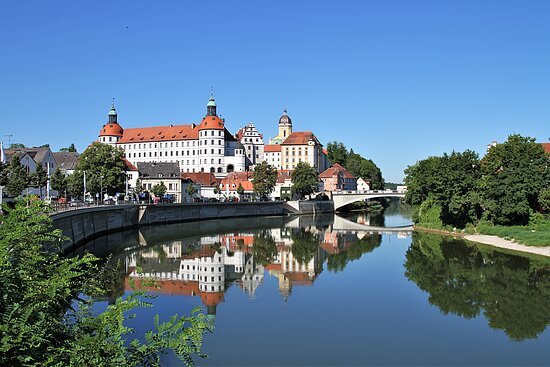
left=0, top=198, right=212, bottom=366
left=253, top=161, right=277, bottom=200
left=291, top=162, right=319, bottom=199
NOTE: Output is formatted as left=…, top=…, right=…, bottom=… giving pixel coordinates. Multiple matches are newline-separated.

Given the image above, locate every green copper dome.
left=207, top=96, right=216, bottom=107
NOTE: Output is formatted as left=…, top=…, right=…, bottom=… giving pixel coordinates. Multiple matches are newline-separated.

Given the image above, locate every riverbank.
left=414, top=225, right=550, bottom=258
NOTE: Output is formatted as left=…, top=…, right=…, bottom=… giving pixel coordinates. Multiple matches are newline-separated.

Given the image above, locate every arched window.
left=210, top=167, right=215, bottom=173
left=227, top=164, right=234, bottom=173
left=217, top=167, right=222, bottom=173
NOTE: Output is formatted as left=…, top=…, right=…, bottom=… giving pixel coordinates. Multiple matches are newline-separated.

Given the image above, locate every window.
left=210, top=131, right=214, bottom=136
left=211, top=140, right=214, bottom=145
left=169, top=183, right=173, bottom=190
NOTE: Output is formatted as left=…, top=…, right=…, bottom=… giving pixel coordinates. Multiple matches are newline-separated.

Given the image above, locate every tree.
left=404, top=150, right=482, bottom=228
left=66, top=170, right=84, bottom=199
left=60, top=143, right=77, bottom=152
left=186, top=183, right=196, bottom=199
left=5, top=154, right=29, bottom=197
left=73, top=142, right=127, bottom=197
left=236, top=183, right=245, bottom=197
left=30, top=163, right=48, bottom=197
left=480, top=134, right=549, bottom=225
left=152, top=181, right=167, bottom=197
left=252, top=230, right=277, bottom=266
left=252, top=161, right=277, bottom=200
left=326, top=141, right=348, bottom=165
left=9, top=143, right=25, bottom=149
left=0, top=198, right=212, bottom=366
left=51, top=168, right=68, bottom=197
left=345, top=149, right=384, bottom=190
left=291, top=162, right=319, bottom=199
left=539, top=188, right=550, bottom=213
left=290, top=228, right=319, bottom=265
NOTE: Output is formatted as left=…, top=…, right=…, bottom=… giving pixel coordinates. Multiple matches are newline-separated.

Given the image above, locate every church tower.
left=98, top=99, right=123, bottom=145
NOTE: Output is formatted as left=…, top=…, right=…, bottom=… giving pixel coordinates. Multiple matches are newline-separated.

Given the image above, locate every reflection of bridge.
left=332, top=215, right=413, bottom=233
left=331, top=190, right=406, bottom=210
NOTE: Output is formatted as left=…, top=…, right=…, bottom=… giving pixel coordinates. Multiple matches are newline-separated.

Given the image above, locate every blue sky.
left=1, top=0, right=548, bottom=182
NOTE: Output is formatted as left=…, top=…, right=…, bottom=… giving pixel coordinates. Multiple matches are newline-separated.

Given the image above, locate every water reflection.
left=97, top=214, right=388, bottom=314
left=404, top=232, right=550, bottom=341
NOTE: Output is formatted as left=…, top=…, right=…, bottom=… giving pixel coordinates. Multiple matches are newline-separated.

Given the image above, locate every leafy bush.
left=0, top=198, right=212, bottom=366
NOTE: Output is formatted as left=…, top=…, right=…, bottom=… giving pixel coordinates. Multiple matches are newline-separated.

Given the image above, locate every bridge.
left=332, top=215, right=413, bottom=234
left=331, top=190, right=406, bottom=210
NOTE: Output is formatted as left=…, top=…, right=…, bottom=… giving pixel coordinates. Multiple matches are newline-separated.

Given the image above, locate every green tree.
left=0, top=161, right=8, bottom=187
left=346, top=149, right=384, bottom=190
left=30, top=163, right=48, bottom=197
left=73, top=142, right=127, bottom=196
left=539, top=188, right=550, bottom=213
left=236, top=183, right=245, bottom=197
left=152, top=181, right=167, bottom=197
left=60, top=143, right=77, bottom=152
left=5, top=154, right=29, bottom=197
left=66, top=170, right=84, bottom=199
left=480, top=134, right=549, bottom=225
left=252, top=161, right=277, bottom=200
left=186, top=183, right=197, bottom=201
left=51, top=168, right=68, bottom=197
left=326, top=141, right=348, bottom=165
left=291, top=162, right=319, bottom=199
left=405, top=150, right=481, bottom=228
left=9, top=143, right=25, bottom=149
left=290, top=228, right=319, bottom=265
left=0, top=198, right=212, bottom=366
left=252, top=230, right=277, bottom=266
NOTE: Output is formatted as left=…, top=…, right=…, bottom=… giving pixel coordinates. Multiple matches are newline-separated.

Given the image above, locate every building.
left=137, top=162, right=183, bottom=203
left=264, top=144, right=282, bottom=170
left=98, top=96, right=246, bottom=177
left=269, top=109, right=293, bottom=145
left=236, top=122, right=264, bottom=168
left=280, top=131, right=326, bottom=172
left=270, top=170, right=292, bottom=200
left=319, top=163, right=357, bottom=192
left=52, top=152, right=79, bottom=175
left=219, top=171, right=254, bottom=200
left=181, top=172, right=220, bottom=201
left=356, top=177, right=370, bottom=191
left=541, top=142, right=550, bottom=154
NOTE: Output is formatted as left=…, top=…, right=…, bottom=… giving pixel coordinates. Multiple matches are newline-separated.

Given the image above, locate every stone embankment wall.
left=52, top=201, right=335, bottom=251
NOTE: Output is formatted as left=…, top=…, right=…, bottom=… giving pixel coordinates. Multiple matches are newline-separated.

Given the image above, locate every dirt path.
left=464, top=234, right=550, bottom=258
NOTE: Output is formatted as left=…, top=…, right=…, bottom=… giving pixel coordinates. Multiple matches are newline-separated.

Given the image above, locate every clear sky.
left=1, top=0, right=548, bottom=182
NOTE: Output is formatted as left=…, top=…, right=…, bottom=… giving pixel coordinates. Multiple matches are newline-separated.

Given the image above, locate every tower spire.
left=108, top=98, right=117, bottom=123
left=206, top=89, right=217, bottom=116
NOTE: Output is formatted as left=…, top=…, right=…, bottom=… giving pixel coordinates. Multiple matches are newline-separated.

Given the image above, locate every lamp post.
left=100, top=175, right=104, bottom=204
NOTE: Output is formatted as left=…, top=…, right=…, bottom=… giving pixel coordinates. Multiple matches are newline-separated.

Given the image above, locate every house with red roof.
left=319, top=163, right=357, bottom=192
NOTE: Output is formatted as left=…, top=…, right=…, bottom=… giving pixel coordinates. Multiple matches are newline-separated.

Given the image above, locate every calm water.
left=77, top=204, right=550, bottom=366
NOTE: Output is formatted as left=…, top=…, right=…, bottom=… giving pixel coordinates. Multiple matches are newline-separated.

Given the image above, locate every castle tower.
left=98, top=100, right=123, bottom=145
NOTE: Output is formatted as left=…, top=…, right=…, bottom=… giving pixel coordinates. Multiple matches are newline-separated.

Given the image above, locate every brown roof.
left=220, top=171, right=254, bottom=191
left=542, top=142, right=550, bottom=154
left=281, top=131, right=321, bottom=146
left=117, top=124, right=199, bottom=143
left=276, top=170, right=292, bottom=183
left=264, top=144, right=282, bottom=153
left=319, top=163, right=356, bottom=179
left=181, top=172, right=219, bottom=187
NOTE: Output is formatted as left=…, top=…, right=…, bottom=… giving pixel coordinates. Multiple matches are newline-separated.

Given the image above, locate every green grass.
left=475, top=222, right=550, bottom=246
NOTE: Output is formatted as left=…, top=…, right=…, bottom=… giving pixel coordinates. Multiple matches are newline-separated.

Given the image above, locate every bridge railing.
left=332, top=190, right=407, bottom=195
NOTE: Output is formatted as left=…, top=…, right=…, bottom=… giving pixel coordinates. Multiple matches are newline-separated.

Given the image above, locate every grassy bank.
left=415, top=220, right=550, bottom=247
left=471, top=221, right=550, bottom=246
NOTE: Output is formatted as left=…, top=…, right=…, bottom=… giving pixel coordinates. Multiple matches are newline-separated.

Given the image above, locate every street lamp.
left=100, top=175, right=104, bottom=204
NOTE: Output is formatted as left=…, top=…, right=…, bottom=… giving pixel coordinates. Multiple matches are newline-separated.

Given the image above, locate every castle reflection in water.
left=111, top=214, right=406, bottom=314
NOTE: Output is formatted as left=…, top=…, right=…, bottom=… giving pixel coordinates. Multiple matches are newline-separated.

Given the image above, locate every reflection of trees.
left=326, top=234, right=382, bottom=272
left=252, top=230, right=277, bottom=266
left=405, top=232, right=550, bottom=340
left=290, top=228, right=320, bottom=265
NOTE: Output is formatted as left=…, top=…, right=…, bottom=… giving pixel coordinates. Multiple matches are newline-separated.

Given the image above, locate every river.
left=74, top=203, right=550, bottom=366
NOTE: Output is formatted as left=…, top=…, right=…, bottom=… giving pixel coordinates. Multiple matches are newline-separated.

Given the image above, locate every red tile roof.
left=220, top=171, right=254, bottom=191
left=319, top=163, right=356, bottom=179
left=198, top=115, right=225, bottom=131
left=322, top=148, right=328, bottom=155
left=117, top=124, right=199, bottom=143
left=99, top=122, right=124, bottom=137
left=264, top=144, right=282, bottom=152
left=276, top=170, right=292, bottom=183
left=281, top=131, right=321, bottom=146
left=122, top=158, right=138, bottom=171
left=541, top=142, right=550, bottom=154
left=181, top=172, right=219, bottom=187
